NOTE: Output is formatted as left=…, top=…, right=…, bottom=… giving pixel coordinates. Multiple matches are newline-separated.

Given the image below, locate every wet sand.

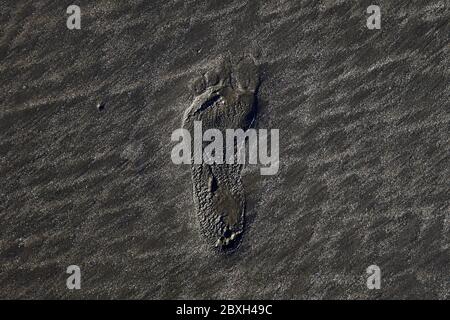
left=0, top=0, right=449, bottom=299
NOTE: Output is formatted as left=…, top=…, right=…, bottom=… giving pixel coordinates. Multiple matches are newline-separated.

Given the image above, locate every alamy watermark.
left=66, top=265, right=81, bottom=290
left=366, top=264, right=381, bottom=289
left=171, top=121, right=279, bottom=175
left=366, top=5, right=381, bottom=30
left=67, top=4, right=381, bottom=31
left=67, top=5, right=81, bottom=30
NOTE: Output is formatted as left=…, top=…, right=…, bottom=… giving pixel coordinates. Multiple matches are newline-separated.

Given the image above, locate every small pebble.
left=96, top=102, right=105, bottom=111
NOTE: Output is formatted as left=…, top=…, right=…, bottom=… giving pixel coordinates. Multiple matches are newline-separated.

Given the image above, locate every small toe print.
left=205, top=70, right=219, bottom=86
left=190, top=76, right=206, bottom=95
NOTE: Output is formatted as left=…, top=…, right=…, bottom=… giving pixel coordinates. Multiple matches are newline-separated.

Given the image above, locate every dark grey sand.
left=0, top=0, right=449, bottom=299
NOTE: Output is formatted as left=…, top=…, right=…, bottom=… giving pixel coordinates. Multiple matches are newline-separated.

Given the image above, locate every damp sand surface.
left=0, top=1, right=449, bottom=299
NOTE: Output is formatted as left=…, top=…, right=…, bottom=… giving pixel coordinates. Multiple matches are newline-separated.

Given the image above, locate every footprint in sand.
left=182, top=55, right=260, bottom=252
